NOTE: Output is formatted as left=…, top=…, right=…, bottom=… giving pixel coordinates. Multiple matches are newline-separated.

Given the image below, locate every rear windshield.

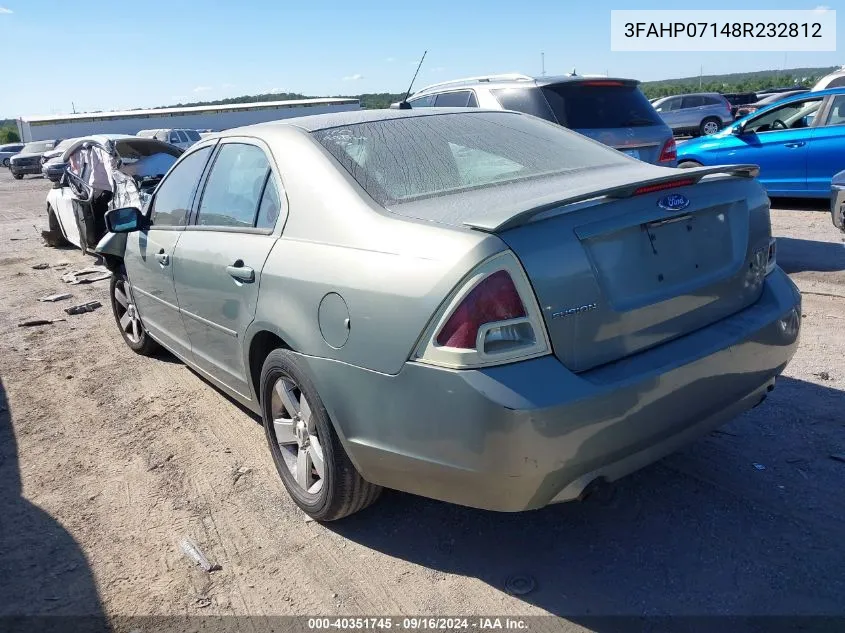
left=540, top=82, right=663, bottom=129
left=312, top=111, right=626, bottom=206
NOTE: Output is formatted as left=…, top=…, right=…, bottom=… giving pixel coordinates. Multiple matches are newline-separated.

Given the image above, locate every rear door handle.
left=155, top=250, right=169, bottom=266
left=784, top=142, right=805, bottom=148
left=226, top=260, right=255, bottom=283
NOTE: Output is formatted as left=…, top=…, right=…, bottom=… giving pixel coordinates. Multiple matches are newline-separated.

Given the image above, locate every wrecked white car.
left=45, top=135, right=183, bottom=255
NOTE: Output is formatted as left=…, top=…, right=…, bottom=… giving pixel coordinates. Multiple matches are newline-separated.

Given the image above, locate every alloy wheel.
left=270, top=376, right=325, bottom=494
left=113, top=278, right=142, bottom=344
left=703, top=121, right=720, bottom=135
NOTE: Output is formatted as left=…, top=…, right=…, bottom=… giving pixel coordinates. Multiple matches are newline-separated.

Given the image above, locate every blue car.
left=677, top=88, right=845, bottom=198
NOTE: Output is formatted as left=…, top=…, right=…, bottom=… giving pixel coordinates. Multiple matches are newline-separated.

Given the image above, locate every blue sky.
left=0, top=0, right=841, bottom=118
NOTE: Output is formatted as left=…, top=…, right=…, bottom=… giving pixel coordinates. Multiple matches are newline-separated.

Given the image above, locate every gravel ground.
left=0, top=171, right=843, bottom=630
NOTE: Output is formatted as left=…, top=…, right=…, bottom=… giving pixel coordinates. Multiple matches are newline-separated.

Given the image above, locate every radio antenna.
left=398, top=51, right=427, bottom=109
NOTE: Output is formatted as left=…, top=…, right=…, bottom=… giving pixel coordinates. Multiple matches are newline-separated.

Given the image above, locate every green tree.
left=0, top=126, right=20, bottom=143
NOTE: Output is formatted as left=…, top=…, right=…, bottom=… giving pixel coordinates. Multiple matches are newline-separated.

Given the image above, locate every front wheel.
left=110, top=269, right=158, bottom=355
left=700, top=118, right=721, bottom=136
left=260, top=349, right=382, bottom=521
left=12, top=173, right=23, bottom=180
left=2, top=158, right=9, bottom=167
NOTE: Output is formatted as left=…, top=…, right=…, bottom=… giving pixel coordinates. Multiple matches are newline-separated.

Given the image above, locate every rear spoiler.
left=463, top=164, right=759, bottom=233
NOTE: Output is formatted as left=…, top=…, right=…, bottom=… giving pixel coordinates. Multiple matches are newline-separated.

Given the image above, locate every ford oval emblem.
left=657, top=193, right=690, bottom=212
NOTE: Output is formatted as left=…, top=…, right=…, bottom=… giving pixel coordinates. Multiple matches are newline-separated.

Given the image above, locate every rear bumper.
left=306, top=269, right=801, bottom=512
left=831, top=183, right=845, bottom=232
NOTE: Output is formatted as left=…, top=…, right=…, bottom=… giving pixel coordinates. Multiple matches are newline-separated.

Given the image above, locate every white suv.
left=136, top=128, right=201, bottom=150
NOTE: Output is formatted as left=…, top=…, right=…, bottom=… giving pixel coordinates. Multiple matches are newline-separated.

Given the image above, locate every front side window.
left=150, top=146, right=213, bottom=227
left=744, top=98, right=823, bottom=134
left=654, top=97, right=680, bottom=112
left=196, top=143, right=270, bottom=228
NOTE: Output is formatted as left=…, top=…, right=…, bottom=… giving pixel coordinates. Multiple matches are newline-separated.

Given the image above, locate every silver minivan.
left=652, top=93, right=734, bottom=137
left=401, top=74, right=677, bottom=166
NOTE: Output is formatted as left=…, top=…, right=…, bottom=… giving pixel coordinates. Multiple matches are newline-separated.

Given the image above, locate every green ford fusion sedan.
left=95, top=108, right=801, bottom=520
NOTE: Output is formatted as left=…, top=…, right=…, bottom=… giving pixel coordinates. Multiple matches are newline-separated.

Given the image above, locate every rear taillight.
left=658, top=138, right=677, bottom=164
left=415, top=252, right=550, bottom=368
left=436, top=270, right=527, bottom=349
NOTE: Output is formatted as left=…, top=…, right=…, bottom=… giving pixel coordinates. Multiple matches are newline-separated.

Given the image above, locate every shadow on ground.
left=327, top=376, right=845, bottom=627
left=0, top=377, right=110, bottom=632
left=769, top=198, right=830, bottom=212
left=776, top=237, right=845, bottom=274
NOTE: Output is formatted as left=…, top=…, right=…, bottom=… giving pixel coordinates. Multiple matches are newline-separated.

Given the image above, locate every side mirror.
left=105, top=207, right=147, bottom=233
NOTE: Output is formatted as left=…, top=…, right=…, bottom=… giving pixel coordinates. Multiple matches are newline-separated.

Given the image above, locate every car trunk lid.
left=469, top=166, right=773, bottom=372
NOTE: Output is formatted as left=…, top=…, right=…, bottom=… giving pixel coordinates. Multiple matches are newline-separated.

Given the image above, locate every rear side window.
left=185, top=130, right=201, bottom=141
left=829, top=77, right=845, bottom=88
left=541, top=82, right=663, bottom=129
left=434, top=91, right=474, bottom=107
left=491, top=87, right=555, bottom=121
left=196, top=143, right=270, bottom=228
left=681, top=95, right=705, bottom=109
left=150, top=146, right=213, bottom=227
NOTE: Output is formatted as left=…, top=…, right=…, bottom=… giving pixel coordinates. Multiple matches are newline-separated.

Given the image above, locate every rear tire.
left=678, top=160, right=703, bottom=169
left=2, top=158, right=9, bottom=167
left=700, top=118, right=721, bottom=136
left=13, top=173, right=23, bottom=180
left=260, top=348, right=382, bottom=521
left=44, top=206, right=69, bottom=247
left=110, top=268, right=159, bottom=356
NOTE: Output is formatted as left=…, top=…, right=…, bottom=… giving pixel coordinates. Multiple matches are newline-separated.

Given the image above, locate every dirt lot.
left=1, top=170, right=844, bottom=629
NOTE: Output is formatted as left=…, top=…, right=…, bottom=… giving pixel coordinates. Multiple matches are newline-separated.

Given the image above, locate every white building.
left=16, top=98, right=360, bottom=142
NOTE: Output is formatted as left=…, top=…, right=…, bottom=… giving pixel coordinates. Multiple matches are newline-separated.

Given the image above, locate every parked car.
left=652, top=93, right=734, bottom=137
left=677, top=88, right=845, bottom=198
left=94, top=108, right=799, bottom=521
left=40, top=138, right=82, bottom=184
left=136, top=128, right=202, bottom=150
left=398, top=73, right=677, bottom=166
left=9, top=139, right=59, bottom=179
left=721, top=92, right=758, bottom=118
left=0, top=142, right=24, bottom=167
left=831, top=169, right=845, bottom=232
left=812, top=67, right=845, bottom=91
left=44, top=135, right=182, bottom=253
left=734, top=90, right=809, bottom=118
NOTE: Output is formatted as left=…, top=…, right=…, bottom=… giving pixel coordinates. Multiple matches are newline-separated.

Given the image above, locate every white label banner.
left=611, top=10, right=836, bottom=51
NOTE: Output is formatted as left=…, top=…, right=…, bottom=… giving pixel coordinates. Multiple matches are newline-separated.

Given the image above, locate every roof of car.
left=408, top=73, right=639, bottom=97
left=235, top=107, right=516, bottom=134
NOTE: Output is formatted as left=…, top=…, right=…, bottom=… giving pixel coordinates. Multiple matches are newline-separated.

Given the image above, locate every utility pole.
left=71, top=102, right=76, bottom=114
left=541, top=51, right=545, bottom=77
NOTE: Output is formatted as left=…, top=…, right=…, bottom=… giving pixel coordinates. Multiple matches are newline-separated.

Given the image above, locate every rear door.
left=806, top=94, right=845, bottom=193
left=171, top=139, right=283, bottom=397
left=539, top=81, right=670, bottom=164
left=124, top=145, right=214, bottom=358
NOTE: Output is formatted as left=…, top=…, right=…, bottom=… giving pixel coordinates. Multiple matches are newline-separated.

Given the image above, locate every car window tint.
left=823, top=95, right=845, bottom=126
left=197, top=143, right=269, bottom=228
left=255, top=173, right=282, bottom=230
left=313, top=111, right=627, bottom=206
left=169, top=131, right=181, bottom=143
left=408, top=95, right=435, bottom=107
left=150, top=146, right=212, bottom=227
left=745, top=99, right=823, bottom=134
left=434, top=91, right=472, bottom=107
left=185, top=130, right=201, bottom=141
left=466, top=91, right=478, bottom=107
left=682, top=95, right=704, bottom=109
left=491, top=87, right=555, bottom=121
left=541, top=83, right=663, bottom=129
left=176, top=131, right=189, bottom=143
